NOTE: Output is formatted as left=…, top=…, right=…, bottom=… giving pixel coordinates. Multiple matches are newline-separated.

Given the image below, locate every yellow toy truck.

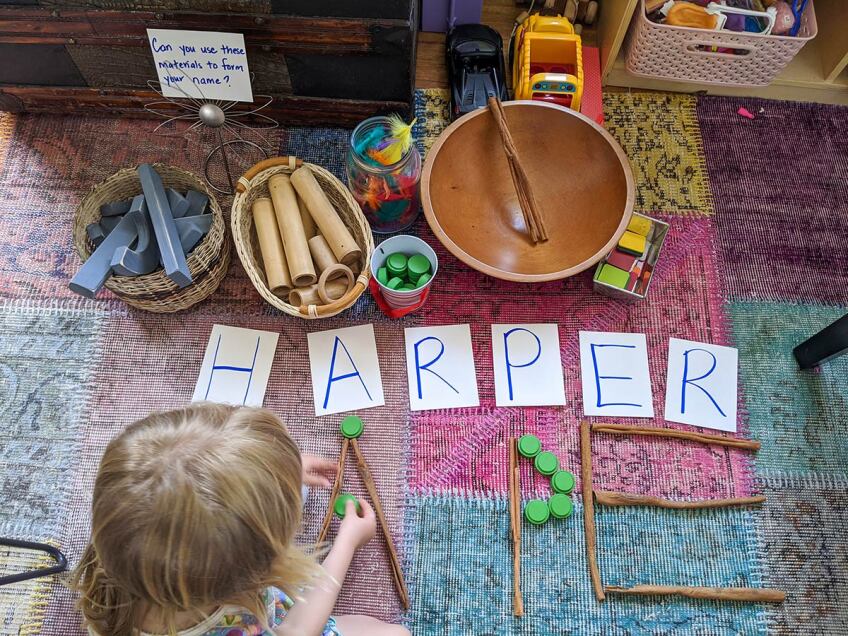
left=510, top=15, right=583, bottom=112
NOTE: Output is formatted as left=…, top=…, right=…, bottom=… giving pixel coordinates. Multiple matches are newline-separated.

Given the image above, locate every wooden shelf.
left=601, top=0, right=848, bottom=106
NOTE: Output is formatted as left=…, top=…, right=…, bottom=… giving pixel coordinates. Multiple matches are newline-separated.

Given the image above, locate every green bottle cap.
left=524, top=499, right=550, bottom=525
left=386, top=277, right=404, bottom=290
left=407, top=254, right=431, bottom=277
left=517, top=434, right=541, bottom=458
left=548, top=493, right=573, bottom=519
left=377, top=267, right=389, bottom=285
left=416, top=272, right=432, bottom=288
left=334, top=493, right=361, bottom=518
left=534, top=451, right=559, bottom=476
left=386, top=253, right=408, bottom=277
left=551, top=470, right=575, bottom=495
left=401, top=284, right=416, bottom=291
left=340, top=415, right=364, bottom=439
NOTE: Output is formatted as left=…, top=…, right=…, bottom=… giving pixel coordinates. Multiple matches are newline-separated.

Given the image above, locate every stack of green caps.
left=517, top=434, right=576, bottom=525
left=376, top=252, right=432, bottom=290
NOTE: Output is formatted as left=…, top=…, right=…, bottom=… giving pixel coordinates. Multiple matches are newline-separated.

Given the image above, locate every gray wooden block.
left=175, top=214, right=213, bottom=253
left=86, top=222, right=106, bottom=247
left=184, top=190, right=210, bottom=217
left=166, top=188, right=190, bottom=218
left=110, top=200, right=160, bottom=276
left=138, top=164, right=192, bottom=287
left=69, top=210, right=142, bottom=298
left=99, top=198, right=132, bottom=217
left=100, top=216, right=122, bottom=233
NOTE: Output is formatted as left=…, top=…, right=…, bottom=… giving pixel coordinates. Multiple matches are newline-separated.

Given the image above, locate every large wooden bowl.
left=422, top=101, right=634, bottom=282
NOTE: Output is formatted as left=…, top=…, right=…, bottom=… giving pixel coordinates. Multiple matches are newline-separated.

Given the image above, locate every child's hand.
left=302, top=454, right=337, bottom=488
left=337, top=497, right=376, bottom=550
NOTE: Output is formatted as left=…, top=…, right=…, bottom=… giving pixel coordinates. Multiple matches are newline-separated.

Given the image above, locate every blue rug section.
left=729, top=301, right=848, bottom=477
left=279, top=126, right=350, bottom=182
left=0, top=304, right=103, bottom=540
left=407, top=493, right=765, bottom=635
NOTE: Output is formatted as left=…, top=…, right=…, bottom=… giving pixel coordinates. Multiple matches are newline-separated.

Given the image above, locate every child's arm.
left=275, top=498, right=376, bottom=636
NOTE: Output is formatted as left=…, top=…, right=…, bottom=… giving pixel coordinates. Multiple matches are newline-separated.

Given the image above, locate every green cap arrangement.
left=517, top=434, right=576, bottom=525
left=376, top=252, right=433, bottom=290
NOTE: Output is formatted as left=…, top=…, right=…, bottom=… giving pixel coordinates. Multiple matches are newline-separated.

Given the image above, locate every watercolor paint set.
left=593, top=213, right=668, bottom=301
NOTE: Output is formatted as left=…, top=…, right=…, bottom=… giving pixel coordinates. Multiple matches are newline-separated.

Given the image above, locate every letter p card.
left=307, top=324, right=385, bottom=417
left=492, top=324, right=565, bottom=407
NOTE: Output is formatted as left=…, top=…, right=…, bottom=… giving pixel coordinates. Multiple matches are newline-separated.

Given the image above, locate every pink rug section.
left=581, top=46, right=604, bottom=125
left=410, top=216, right=755, bottom=500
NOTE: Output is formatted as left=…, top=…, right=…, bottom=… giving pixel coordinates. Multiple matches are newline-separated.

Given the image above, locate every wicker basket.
left=231, top=156, right=373, bottom=319
left=72, top=164, right=230, bottom=313
left=625, top=0, right=817, bottom=86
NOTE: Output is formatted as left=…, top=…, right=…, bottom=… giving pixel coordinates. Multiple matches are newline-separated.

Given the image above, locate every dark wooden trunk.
left=0, top=1, right=417, bottom=126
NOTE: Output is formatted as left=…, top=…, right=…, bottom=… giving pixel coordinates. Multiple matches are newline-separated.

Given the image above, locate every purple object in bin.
left=421, top=0, right=483, bottom=32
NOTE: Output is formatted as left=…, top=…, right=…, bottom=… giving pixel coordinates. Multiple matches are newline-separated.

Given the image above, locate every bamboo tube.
left=581, top=420, right=605, bottom=601
left=289, top=279, right=351, bottom=307
left=350, top=438, right=410, bottom=610
left=605, top=585, right=786, bottom=603
left=317, top=438, right=349, bottom=545
left=594, top=491, right=766, bottom=510
left=252, top=197, right=292, bottom=295
left=590, top=423, right=761, bottom=451
left=508, top=438, right=524, bottom=617
left=291, top=166, right=361, bottom=267
left=308, top=234, right=345, bottom=280
left=269, top=173, right=316, bottom=287
left=297, top=194, right=316, bottom=239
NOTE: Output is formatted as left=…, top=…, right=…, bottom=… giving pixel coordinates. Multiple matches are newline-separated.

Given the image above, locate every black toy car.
left=446, top=24, right=508, bottom=121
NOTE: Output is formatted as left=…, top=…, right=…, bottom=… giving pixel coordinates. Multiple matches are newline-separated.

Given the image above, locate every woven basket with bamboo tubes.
left=231, top=156, right=373, bottom=319
left=72, top=163, right=230, bottom=313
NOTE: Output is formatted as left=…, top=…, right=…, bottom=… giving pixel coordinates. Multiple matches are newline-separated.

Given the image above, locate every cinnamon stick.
left=350, top=438, right=411, bottom=610
left=317, top=438, right=349, bottom=545
left=605, top=584, right=785, bottom=603
left=487, top=97, right=548, bottom=244
left=590, top=423, right=760, bottom=451
left=580, top=421, right=605, bottom=601
left=594, top=491, right=766, bottom=510
left=508, top=438, right=524, bottom=616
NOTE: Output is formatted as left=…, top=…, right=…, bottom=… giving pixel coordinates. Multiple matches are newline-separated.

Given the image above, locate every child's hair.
left=71, top=402, right=320, bottom=636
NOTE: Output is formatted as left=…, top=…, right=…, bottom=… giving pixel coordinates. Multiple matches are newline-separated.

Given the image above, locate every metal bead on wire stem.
left=144, top=69, right=279, bottom=194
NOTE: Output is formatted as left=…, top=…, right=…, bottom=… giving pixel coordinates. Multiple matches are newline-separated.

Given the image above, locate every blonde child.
left=71, top=403, right=410, bottom=636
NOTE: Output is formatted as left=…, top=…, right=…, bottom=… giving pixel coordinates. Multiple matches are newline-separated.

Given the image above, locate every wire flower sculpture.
left=144, top=71, right=278, bottom=194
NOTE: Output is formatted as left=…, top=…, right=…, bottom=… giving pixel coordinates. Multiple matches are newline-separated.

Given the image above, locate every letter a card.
left=404, top=325, right=479, bottom=411
left=307, top=324, right=385, bottom=417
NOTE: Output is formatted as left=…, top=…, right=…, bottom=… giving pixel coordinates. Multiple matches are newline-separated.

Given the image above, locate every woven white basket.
left=625, top=0, right=817, bottom=86
left=231, top=156, right=373, bottom=319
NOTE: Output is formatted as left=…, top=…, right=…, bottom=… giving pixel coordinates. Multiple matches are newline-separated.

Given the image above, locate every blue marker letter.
left=413, top=337, right=459, bottom=400
left=503, top=328, right=542, bottom=401
left=680, top=348, right=726, bottom=417
left=590, top=343, right=641, bottom=408
left=323, top=336, right=372, bottom=410
left=204, top=334, right=259, bottom=405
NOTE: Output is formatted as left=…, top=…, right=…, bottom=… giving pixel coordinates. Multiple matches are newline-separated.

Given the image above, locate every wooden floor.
left=415, top=0, right=598, bottom=89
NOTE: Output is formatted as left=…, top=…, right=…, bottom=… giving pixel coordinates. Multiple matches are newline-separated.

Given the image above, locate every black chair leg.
left=0, top=537, right=67, bottom=586
left=793, top=313, right=848, bottom=370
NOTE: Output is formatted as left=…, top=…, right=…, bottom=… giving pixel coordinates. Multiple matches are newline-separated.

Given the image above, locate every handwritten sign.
left=579, top=331, right=654, bottom=418
left=404, top=325, right=480, bottom=411
left=664, top=338, right=738, bottom=432
left=147, top=29, right=254, bottom=102
left=307, top=325, right=385, bottom=417
left=491, top=324, right=566, bottom=407
left=193, top=325, right=278, bottom=407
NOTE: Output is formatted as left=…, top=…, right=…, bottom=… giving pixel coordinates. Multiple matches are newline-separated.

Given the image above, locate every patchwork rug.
left=0, top=89, right=846, bottom=635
